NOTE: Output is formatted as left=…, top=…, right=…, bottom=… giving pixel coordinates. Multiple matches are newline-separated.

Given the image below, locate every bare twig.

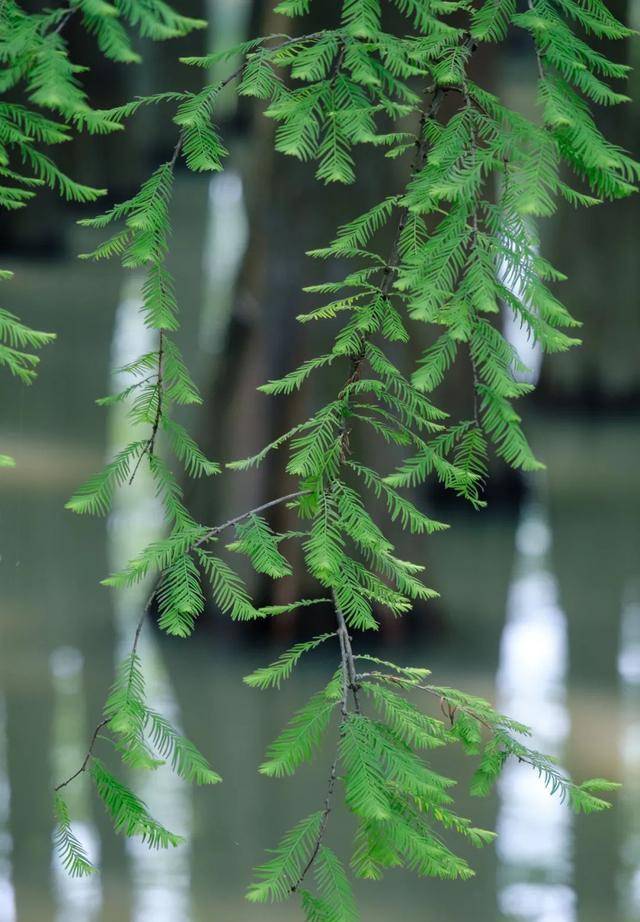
left=128, top=332, right=165, bottom=486
left=54, top=719, right=108, bottom=792
left=333, top=590, right=360, bottom=714
left=527, top=0, right=546, bottom=79
left=194, top=490, right=306, bottom=548
left=290, top=754, right=339, bottom=893
left=462, top=80, right=483, bottom=425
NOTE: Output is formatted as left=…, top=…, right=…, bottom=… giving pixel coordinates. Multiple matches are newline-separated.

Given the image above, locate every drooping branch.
left=288, top=54, right=482, bottom=887
left=53, top=489, right=307, bottom=794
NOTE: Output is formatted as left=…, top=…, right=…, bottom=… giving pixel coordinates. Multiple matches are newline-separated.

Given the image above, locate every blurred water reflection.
left=0, top=699, right=15, bottom=922
left=108, top=274, right=194, bottom=922
left=618, top=582, right=640, bottom=921
left=50, top=647, right=101, bottom=922
left=495, top=491, right=574, bottom=922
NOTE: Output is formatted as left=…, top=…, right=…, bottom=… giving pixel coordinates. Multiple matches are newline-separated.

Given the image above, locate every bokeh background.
left=1, top=1, right=639, bottom=920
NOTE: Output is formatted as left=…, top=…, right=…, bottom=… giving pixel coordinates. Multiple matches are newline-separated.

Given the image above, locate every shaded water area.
left=0, top=164, right=638, bottom=922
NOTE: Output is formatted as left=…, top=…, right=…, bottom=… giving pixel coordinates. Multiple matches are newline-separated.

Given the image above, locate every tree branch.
left=290, top=78, right=464, bottom=891
left=128, top=331, right=165, bottom=486
left=52, top=489, right=307, bottom=793
left=54, top=719, right=108, bottom=792
left=333, top=589, right=360, bottom=715
left=527, top=0, right=547, bottom=80
left=290, top=754, right=339, bottom=893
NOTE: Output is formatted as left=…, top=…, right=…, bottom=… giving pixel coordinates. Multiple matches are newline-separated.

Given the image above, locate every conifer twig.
left=53, top=489, right=306, bottom=793
left=168, top=30, right=329, bottom=171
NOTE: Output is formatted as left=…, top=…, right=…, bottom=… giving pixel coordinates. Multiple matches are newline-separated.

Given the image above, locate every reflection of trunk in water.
left=495, top=487, right=575, bottom=922
left=617, top=581, right=640, bottom=921
left=104, top=273, right=196, bottom=922
left=50, top=647, right=102, bottom=922
left=0, top=699, right=16, bottom=922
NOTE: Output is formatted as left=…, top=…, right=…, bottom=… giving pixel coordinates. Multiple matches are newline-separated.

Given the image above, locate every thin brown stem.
left=194, top=490, right=306, bottom=548
left=128, top=331, right=165, bottom=486
left=527, top=0, right=546, bottom=80
left=54, top=719, right=109, bottom=792
left=462, top=81, right=483, bottom=425
left=290, top=754, right=339, bottom=893
left=333, top=590, right=360, bottom=714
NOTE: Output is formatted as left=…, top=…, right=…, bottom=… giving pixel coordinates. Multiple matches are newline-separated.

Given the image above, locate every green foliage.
left=104, top=653, right=161, bottom=770
left=247, top=811, right=325, bottom=903
left=101, top=525, right=207, bottom=588
left=197, top=548, right=263, bottom=621
left=260, top=684, right=338, bottom=777
left=340, top=715, right=393, bottom=820
left=52, top=645, right=222, bottom=867
left=53, top=794, right=96, bottom=878
left=228, top=514, right=293, bottom=578
left=103, top=652, right=221, bottom=781
left=175, top=86, right=228, bottom=172
left=91, top=758, right=183, bottom=849
left=362, top=682, right=448, bottom=750
left=65, top=440, right=149, bottom=515
left=146, top=709, right=222, bottom=785
left=156, top=552, right=205, bottom=637
left=51, top=648, right=221, bottom=864
left=306, top=846, right=359, bottom=921
left=0, top=304, right=55, bottom=385
left=244, top=633, right=335, bottom=690
left=0, top=0, right=207, bottom=463
left=0, top=272, right=56, bottom=465
left=37, top=0, right=633, bottom=915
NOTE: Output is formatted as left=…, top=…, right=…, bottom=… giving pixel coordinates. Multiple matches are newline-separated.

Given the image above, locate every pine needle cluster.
left=3, top=0, right=635, bottom=913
